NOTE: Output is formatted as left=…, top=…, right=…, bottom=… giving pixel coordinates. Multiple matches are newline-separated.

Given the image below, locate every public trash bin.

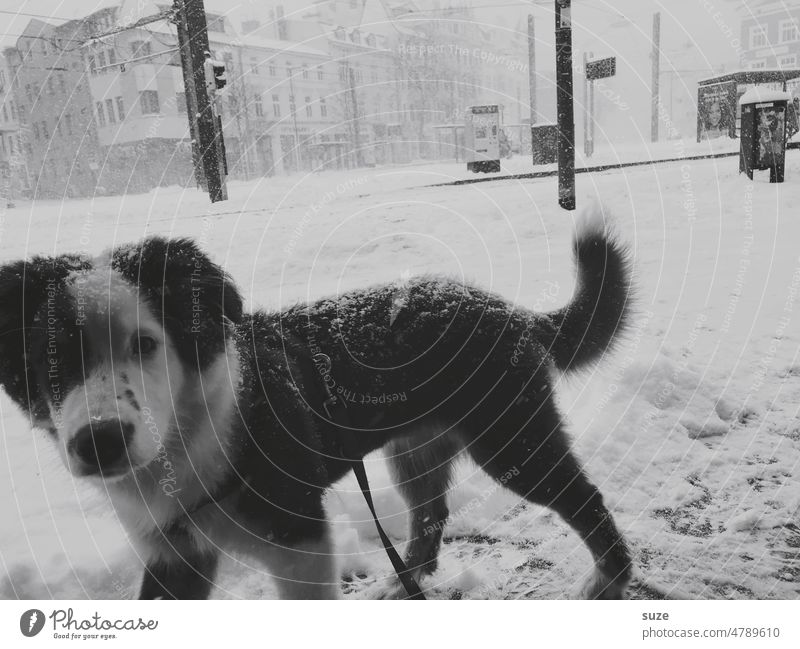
left=739, top=88, right=792, bottom=183
left=530, top=123, right=559, bottom=166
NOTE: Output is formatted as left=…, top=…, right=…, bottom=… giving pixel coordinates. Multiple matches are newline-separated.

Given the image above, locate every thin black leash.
left=313, top=353, right=426, bottom=601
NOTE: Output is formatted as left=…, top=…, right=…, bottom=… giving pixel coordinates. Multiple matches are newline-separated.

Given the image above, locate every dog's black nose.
left=70, top=420, right=134, bottom=473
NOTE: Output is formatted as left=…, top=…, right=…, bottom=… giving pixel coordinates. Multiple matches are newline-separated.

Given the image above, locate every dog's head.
left=0, top=237, right=242, bottom=479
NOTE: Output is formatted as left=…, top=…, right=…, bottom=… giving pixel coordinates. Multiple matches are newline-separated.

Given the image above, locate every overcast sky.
left=1, top=0, right=748, bottom=66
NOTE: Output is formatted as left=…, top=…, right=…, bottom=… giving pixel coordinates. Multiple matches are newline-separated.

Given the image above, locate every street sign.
left=586, top=56, right=616, bottom=81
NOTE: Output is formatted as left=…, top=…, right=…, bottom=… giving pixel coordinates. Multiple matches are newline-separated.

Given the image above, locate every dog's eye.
left=132, top=335, right=157, bottom=356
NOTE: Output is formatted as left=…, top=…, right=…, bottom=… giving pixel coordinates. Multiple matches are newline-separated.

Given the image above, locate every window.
left=175, top=92, right=186, bottom=113
left=131, top=40, right=152, bottom=58
left=1, top=104, right=6, bottom=122
left=41, top=120, right=49, bottom=139
left=139, top=89, right=160, bottom=114
left=317, top=67, right=324, bottom=81
left=250, top=59, right=260, bottom=74
left=64, top=113, right=72, bottom=135
left=25, top=83, right=32, bottom=101
left=97, top=51, right=107, bottom=69
left=255, top=93, right=263, bottom=117
left=59, top=74, right=66, bottom=94
left=779, top=54, right=797, bottom=68
left=117, top=96, right=125, bottom=120
left=46, top=77, right=54, bottom=95
left=272, top=94, right=281, bottom=117
left=302, top=65, right=309, bottom=79
left=106, top=98, right=116, bottom=123
left=305, top=96, right=312, bottom=117
left=108, top=48, right=116, bottom=65
left=269, top=62, right=276, bottom=76
left=320, top=96, right=327, bottom=117
left=96, top=101, right=106, bottom=126
left=779, top=19, right=799, bottom=43
left=750, top=25, right=767, bottom=49
left=33, top=122, right=39, bottom=140
left=286, top=63, right=293, bottom=78
left=750, top=59, right=767, bottom=70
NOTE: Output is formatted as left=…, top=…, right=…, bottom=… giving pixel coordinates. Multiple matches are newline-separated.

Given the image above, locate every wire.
left=0, top=9, right=75, bottom=22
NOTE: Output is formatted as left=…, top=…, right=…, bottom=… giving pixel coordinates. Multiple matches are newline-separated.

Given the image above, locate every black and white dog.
left=0, top=204, right=633, bottom=599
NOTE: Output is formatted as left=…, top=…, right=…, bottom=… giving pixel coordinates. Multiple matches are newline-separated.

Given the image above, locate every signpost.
left=584, top=55, right=616, bottom=158
left=586, top=56, right=616, bottom=81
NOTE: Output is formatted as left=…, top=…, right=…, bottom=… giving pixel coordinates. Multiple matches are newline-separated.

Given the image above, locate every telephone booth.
left=739, top=88, right=791, bottom=183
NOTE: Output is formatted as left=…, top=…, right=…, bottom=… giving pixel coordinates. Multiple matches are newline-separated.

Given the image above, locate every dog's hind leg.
left=383, top=430, right=460, bottom=593
left=462, top=403, right=631, bottom=599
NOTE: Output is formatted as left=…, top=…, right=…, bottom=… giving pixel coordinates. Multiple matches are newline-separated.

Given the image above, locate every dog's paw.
left=377, top=581, right=411, bottom=600
left=376, top=575, right=429, bottom=600
left=577, top=568, right=629, bottom=600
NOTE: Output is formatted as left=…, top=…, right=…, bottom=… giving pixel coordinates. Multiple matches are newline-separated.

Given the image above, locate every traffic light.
left=203, top=52, right=227, bottom=94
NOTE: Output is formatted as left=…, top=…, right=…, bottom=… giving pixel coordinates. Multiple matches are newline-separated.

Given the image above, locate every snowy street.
left=1, top=149, right=798, bottom=599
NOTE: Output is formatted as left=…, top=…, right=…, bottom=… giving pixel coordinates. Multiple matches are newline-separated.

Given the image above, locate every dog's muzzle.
left=68, top=419, right=134, bottom=477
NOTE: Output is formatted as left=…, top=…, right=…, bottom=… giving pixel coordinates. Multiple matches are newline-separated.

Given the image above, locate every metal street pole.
left=349, top=66, right=362, bottom=167
left=288, top=66, right=302, bottom=171
left=555, top=0, right=575, bottom=211
left=528, top=14, right=537, bottom=125
left=583, top=50, right=590, bottom=157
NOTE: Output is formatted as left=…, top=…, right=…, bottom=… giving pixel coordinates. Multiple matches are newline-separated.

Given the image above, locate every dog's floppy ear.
left=112, top=237, right=243, bottom=371
left=0, top=256, right=83, bottom=416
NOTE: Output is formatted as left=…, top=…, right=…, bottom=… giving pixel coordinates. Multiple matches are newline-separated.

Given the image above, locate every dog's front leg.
left=260, top=531, right=339, bottom=600
left=137, top=528, right=220, bottom=600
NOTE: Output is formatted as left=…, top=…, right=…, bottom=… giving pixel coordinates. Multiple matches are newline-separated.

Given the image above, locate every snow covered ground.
left=1, top=144, right=799, bottom=600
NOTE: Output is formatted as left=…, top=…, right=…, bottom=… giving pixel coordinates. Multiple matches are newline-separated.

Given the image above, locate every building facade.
left=2, top=0, right=534, bottom=198
left=5, top=16, right=104, bottom=199
left=740, top=3, right=800, bottom=73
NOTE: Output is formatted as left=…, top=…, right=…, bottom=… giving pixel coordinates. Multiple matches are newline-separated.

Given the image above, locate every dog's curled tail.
left=539, top=201, right=634, bottom=373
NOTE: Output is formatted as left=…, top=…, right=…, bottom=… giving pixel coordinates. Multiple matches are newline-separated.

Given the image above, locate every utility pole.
left=173, top=0, right=227, bottom=202
left=528, top=14, right=537, bottom=124
left=349, top=66, right=362, bottom=167
left=651, top=11, right=661, bottom=143
left=555, top=0, right=575, bottom=211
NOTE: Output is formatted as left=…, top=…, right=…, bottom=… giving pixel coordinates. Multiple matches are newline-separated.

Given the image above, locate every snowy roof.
left=739, top=87, right=793, bottom=104
left=698, top=68, right=800, bottom=85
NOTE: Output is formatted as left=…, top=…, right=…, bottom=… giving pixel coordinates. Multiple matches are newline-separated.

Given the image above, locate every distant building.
left=740, top=3, right=800, bottom=84
left=0, top=53, right=27, bottom=202
left=5, top=16, right=103, bottom=199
